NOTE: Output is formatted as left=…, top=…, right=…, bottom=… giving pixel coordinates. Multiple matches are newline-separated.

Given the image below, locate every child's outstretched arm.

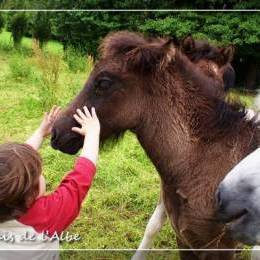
left=26, top=106, right=61, bottom=150
left=19, top=107, right=100, bottom=236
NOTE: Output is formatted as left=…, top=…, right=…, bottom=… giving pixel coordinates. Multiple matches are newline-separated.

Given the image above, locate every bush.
left=32, top=41, right=61, bottom=85
left=0, top=32, right=13, bottom=52
left=38, top=82, right=59, bottom=110
left=9, top=55, right=33, bottom=79
left=32, top=41, right=62, bottom=110
left=86, top=55, right=94, bottom=76
left=64, top=47, right=93, bottom=73
left=8, top=13, right=28, bottom=47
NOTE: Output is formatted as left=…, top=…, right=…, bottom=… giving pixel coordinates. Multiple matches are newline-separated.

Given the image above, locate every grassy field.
left=0, top=31, right=254, bottom=259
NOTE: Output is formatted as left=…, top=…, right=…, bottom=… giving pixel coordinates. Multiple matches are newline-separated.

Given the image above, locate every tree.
left=32, top=12, right=51, bottom=48
left=0, top=14, right=5, bottom=32
left=8, top=13, right=28, bottom=47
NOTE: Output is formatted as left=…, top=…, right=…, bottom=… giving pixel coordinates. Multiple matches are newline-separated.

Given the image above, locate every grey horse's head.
left=216, top=146, right=260, bottom=245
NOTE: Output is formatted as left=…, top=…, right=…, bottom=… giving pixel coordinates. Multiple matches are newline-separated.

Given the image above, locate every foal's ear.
left=161, top=39, right=177, bottom=67
left=125, top=46, right=162, bottom=73
left=125, top=39, right=177, bottom=73
left=181, top=35, right=196, bottom=53
left=220, top=45, right=235, bottom=64
left=170, top=35, right=180, bottom=47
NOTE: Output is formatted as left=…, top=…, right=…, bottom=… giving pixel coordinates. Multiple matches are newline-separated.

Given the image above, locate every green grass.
left=0, top=31, right=63, bottom=55
left=228, top=89, right=255, bottom=107
left=0, top=31, right=255, bottom=259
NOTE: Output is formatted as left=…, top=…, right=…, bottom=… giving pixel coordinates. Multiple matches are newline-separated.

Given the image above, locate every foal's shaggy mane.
left=169, top=50, right=251, bottom=143
left=148, top=43, right=251, bottom=143
left=189, top=96, right=249, bottom=143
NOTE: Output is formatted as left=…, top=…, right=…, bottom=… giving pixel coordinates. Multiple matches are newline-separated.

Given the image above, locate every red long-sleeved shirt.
left=17, top=157, right=96, bottom=236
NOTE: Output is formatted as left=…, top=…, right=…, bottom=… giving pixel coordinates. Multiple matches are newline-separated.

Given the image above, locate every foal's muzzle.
left=51, top=117, right=83, bottom=154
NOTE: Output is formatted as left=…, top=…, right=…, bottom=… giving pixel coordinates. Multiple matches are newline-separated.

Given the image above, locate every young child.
left=0, top=105, right=100, bottom=259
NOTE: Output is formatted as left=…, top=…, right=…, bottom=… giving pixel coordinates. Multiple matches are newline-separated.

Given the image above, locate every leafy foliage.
left=9, top=54, right=33, bottom=79
left=2, top=1, right=260, bottom=59
left=49, top=10, right=260, bottom=64
left=1, top=0, right=260, bottom=87
left=141, top=12, right=260, bottom=58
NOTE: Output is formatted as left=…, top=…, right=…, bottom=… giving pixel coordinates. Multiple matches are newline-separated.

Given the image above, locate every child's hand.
left=39, top=106, right=61, bottom=137
left=72, top=106, right=100, bottom=138
left=26, top=106, right=61, bottom=150
left=72, top=107, right=100, bottom=164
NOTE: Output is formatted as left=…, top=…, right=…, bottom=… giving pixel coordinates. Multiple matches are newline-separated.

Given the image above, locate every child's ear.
left=220, top=45, right=235, bottom=64
left=181, top=35, right=195, bottom=53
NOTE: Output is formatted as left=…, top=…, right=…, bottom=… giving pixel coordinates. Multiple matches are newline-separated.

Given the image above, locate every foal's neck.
left=134, top=51, right=235, bottom=183
left=135, top=100, right=190, bottom=183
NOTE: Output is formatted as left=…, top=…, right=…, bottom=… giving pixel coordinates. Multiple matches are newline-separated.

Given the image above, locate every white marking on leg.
left=132, top=199, right=167, bottom=260
left=246, top=109, right=256, bottom=120
left=251, top=246, right=260, bottom=260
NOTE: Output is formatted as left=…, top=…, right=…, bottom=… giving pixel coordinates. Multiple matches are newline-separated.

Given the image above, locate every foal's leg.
left=131, top=196, right=167, bottom=260
left=176, top=237, right=200, bottom=260
left=251, top=246, right=260, bottom=260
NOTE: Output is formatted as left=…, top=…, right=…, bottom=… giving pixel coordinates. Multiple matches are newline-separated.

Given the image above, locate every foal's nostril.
left=51, top=129, right=58, bottom=144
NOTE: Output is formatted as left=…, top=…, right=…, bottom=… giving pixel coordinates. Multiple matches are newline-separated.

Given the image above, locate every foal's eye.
left=94, top=78, right=113, bottom=96
left=97, top=79, right=112, bottom=90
